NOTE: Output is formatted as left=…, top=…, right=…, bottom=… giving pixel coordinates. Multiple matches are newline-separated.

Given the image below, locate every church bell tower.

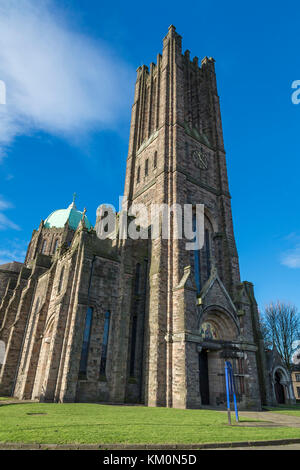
left=123, top=25, right=264, bottom=409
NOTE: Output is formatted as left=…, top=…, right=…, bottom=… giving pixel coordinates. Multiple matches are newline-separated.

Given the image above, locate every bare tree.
left=258, top=310, right=272, bottom=349
left=261, top=301, right=300, bottom=370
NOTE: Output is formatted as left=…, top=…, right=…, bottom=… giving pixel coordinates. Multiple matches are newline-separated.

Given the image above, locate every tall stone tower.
left=0, top=26, right=270, bottom=409
left=124, top=25, right=265, bottom=409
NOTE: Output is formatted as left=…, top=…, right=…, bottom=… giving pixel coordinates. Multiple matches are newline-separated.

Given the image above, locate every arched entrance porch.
left=272, top=367, right=293, bottom=405
left=198, top=306, right=240, bottom=407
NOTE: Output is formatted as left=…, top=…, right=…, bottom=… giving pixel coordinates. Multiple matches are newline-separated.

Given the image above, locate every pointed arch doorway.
left=199, top=349, right=209, bottom=405
left=274, top=371, right=285, bottom=404
left=198, top=308, right=240, bottom=407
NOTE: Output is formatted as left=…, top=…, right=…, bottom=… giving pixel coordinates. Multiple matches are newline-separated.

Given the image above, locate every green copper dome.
left=44, top=201, right=92, bottom=231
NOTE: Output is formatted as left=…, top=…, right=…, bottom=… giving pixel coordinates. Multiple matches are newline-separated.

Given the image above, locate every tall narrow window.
left=0, top=340, right=5, bottom=366
left=217, top=237, right=223, bottom=281
left=23, top=298, right=40, bottom=371
left=41, top=240, right=47, bottom=254
left=100, top=311, right=110, bottom=376
left=53, top=239, right=59, bottom=253
left=205, top=229, right=211, bottom=279
left=57, top=266, right=64, bottom=294
left=145, top=159, right=149, bottom=177
left=153, top=151, right=157, bottom=168
left=79, top=307, right=93, bottom=379
left=137, top=165, right=141, bottom=183
left=193, top=213, right=202, bottom=294
left=129, top=315, right=137, bottom=377
left=185, top=141, right=189, bottom=159
left=134, top=263, right=141, bottom=295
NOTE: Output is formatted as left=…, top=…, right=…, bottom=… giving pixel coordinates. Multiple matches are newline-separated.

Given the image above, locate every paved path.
left=238, top=411, right=300, bottom=428
left=219, top=443, right=300, bottom=450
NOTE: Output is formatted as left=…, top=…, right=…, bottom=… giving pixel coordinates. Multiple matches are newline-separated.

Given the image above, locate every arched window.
left=57, top=266, right=65, bottom=294
left=79, top=307, right=93, bottom=379
left=100, top=311, right=111, bottom=376
left=41, top=239, right=47, bottom=254
left=145, top=158, right=149, bottom=177
left=153, top=151, right=157, bottom=168
left=192, top=213, right=202, bottom=294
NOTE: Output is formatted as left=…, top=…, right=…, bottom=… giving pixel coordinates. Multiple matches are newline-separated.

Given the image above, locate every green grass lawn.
left=0, top=402, right=299, bottom=445
left=265, top=404, right=300, bottom=417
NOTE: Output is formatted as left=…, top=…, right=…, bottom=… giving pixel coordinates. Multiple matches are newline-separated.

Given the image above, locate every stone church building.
left=0, top=26, right=294, bottom=409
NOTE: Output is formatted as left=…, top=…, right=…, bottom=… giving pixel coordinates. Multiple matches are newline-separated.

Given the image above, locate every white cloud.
left=0, top=238, right=28, bottom=265
left=0, top=213, right=20, bottom=231
left=0, top=0, right=134, bottom=155
left=281, top=244, right=300, bottom=269
left=0, top=195, right=12, bottom=211
left=0, top=195, right=20, bottom=230
left=292, top=340, right=300, bottom=364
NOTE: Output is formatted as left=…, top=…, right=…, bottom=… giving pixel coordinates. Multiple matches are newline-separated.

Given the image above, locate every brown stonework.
left=0, top=26, right=278, bottom=409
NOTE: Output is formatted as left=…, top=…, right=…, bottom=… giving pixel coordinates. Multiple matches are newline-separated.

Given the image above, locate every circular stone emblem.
left=192, top=149, right=208, bottom=170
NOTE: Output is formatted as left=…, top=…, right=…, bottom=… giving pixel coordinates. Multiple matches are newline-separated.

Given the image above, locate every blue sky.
left=0, top=0, right=299, bottom=312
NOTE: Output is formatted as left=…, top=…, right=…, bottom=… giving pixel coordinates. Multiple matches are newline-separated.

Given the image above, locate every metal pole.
left=225, top=362, right=231, bottom=425
left=231, top=367, right=239, bottom=422
left=233, top=392, right=239, bottom=422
